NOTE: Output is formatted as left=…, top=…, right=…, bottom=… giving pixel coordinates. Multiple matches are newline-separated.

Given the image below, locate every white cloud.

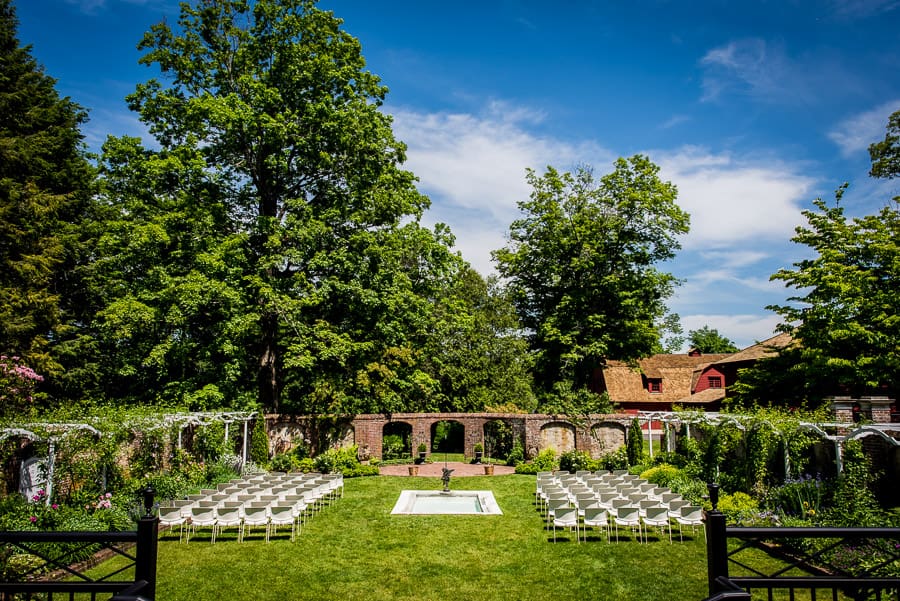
left=660, top=114, right=690, bottom=129
left=699, top=39, right=857, bottom=105
left=655, top=147, right=814, bottom=249
left=390, top=102, right=612, bottom=273
left=829, top=0, right=900, bottom=18
left=827, top=99, right=900, bottom=156
left=680, top=313, right=783, bottom=350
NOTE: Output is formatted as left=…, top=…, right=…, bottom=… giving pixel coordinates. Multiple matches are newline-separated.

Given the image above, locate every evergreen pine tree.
left=0, top=0, right=95, bottom=379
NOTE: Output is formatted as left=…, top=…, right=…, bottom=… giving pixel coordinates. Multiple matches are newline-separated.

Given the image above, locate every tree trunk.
left=258, top=310, right=279, bottom=412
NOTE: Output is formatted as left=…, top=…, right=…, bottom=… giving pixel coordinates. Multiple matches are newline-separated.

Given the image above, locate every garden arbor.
left=635, top=410, right=900, bottom=478
left=0, top=411, right=257, bottom=501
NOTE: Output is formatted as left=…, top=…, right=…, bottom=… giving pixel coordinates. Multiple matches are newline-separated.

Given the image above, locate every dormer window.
left=648, top=379, right=662, bottom=393
left=708, top=376, right=722, bottom=388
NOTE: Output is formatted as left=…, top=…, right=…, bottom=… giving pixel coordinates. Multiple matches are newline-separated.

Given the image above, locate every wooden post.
left=135, top=487, right=159, bottom=600
left=705, top=482, right=728, bottom=596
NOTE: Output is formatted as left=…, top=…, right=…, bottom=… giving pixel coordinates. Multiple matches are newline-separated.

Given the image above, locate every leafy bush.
left=714, top=491, right=759, bottom=524
left=514, top=448, right=558, bottom=474
left=312, top=445, right=375, bottom=477
left=505, top=440, right=525, bottom=467
left=249, top=417, right=270, bottom=465
left=640, top=463, right=680, bottom=487
left=767, top=474, right=827, bottom=520
left=823, top=439, right=884, bottom=527
left=559, top=450, right=598, bottom=473
left=597, top=447, right=628, bottom=471
left=382, top=434, right=407, bottom=460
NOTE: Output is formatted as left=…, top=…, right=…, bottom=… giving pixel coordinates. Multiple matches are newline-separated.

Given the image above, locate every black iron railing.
left=0, top=488, right=159, bottom=601
left=704, top=483, right=900, bottom=601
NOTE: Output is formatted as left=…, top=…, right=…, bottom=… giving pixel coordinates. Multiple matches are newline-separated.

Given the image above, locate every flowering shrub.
left=0, top=355, right=43, bottom=417
left=766, top=474, right=826, bottom=521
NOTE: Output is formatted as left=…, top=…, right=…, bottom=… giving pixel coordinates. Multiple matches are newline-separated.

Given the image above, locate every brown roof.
left=602, top=334, right=793, bottom=407
left=672, top=387, right=726, bottom=405
left=711, top=332, right=795, bottom=365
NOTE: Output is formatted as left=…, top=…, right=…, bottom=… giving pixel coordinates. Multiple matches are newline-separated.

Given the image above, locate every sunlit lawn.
left=145, top=475, right=710, bottom=601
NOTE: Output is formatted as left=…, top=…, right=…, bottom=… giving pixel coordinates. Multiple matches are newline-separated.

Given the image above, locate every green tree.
left=419, top=267, right=535, bottom=412
left=688, top=326, right=739, bottom=354
left=0, top=0, right=95, bottom=380
left=626, top=417, right=643, bottom=466
left=493, top=157, right=690, bottom=396
left=768, top=184, right=900, bottom=397
left=868, top=109, right=900, bottom=180
left=96, top=0, right=454, bottom=410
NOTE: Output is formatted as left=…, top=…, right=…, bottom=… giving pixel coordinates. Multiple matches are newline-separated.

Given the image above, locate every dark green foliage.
left=0, top=0, right=95, bottom=383
left=766, top=185, right=900, bottom=400
left=687, top=326, right=738, bottom=353
left=626, top=417, right=643, bottom=466
left=558, top=449, right=596, bottom=473
left=494, top=158, right=689, bottom=393
left=249, top=417, right=270, bottom=465
left=824, top=439, right=883, bottom=527
left=869, top=109, right=900, bottom=180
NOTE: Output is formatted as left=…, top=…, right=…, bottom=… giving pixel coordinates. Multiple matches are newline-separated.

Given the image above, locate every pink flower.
left=51, top=504, right=58, bottom=510
left=105, top=492, right=112, bottom=499
left=29, top=516, right=36, bottom=523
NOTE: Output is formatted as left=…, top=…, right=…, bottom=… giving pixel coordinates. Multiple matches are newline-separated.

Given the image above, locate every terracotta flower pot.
left=483, top=464, right=494, bottom=475
left=408, top=465, right=419, bottom=476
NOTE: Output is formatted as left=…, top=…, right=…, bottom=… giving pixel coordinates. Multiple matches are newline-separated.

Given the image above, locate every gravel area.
left=377, top=461, right=515, bottom=477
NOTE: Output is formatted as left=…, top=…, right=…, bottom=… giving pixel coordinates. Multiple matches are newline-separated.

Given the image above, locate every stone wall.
left=263, top=412, right=634, bottom=461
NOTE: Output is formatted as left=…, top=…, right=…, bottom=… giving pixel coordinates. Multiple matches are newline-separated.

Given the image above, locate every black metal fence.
left=0, top=489, right=159, bottom=601
left=704, top=484, right=900, bottom=601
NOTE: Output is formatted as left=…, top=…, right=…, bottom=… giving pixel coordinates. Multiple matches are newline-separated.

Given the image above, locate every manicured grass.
left=146, top=475, right=710, bottom=601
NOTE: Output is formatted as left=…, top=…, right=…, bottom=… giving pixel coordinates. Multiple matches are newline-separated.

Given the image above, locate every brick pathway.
left=377, top=461, right=515, bottom=477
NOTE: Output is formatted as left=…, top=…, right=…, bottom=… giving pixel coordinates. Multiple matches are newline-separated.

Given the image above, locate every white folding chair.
left=642, top=506, right=672, bottom=543
left=552, top=507, right=579, bottom=543
left=612, top=506, right=642, bottom=543
left=582, top=507, right=609, bottom=542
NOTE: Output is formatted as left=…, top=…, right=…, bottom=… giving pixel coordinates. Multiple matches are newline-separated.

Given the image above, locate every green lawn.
left=148, top=475, right=710, bottom=601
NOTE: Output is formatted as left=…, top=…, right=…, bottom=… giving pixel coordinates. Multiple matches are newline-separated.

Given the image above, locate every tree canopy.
left=493, top=157, right=690, bottom=398
left=868, top=109, right=900, bottom=180
left=768, top=184, right=900, bottom=397
left=688, top=326, right=739, bottom=354
left=0, top=0, right=95, bottom=380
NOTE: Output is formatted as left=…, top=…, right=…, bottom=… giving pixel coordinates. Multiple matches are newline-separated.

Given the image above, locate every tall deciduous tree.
left=493, top=157, right=689, bottom=397
left=97, top=0, right=455, bottom=411
left=688, top=326, right=739, bottom=354
left=0, top=0, right=95, bottom=380
left=869, top=109, right=900, bottom=180
left=768, top=184, right=900, bottom=397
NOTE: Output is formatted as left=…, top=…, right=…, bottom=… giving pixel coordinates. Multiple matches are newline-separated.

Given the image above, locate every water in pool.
left=391, top=490, right=502, bottom=515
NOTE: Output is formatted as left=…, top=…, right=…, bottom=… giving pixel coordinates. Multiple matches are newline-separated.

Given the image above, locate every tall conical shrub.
left=626, top=417, right=643, bottom=466
left=250, top=416, right=270, bottom=466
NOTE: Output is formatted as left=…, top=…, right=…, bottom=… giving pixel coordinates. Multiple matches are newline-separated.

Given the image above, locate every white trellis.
left=0, top=411, right=257, bottom=501
left=635, top=410, right=900, bottom=477
left=0, top=423, right=102, bottom=503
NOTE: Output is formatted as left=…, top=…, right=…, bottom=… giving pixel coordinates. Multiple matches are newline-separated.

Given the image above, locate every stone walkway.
left=377, top=461, right=515, bottom=477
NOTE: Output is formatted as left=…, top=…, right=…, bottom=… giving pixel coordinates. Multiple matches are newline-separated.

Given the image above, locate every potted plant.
left=407, top=464, right=419, bottom=476
left=473, top=443, right=483, bottom=464
left=415, top=442, right=427, bottom=464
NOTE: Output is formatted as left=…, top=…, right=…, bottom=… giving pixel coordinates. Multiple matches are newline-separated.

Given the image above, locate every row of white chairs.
left=537, top=472, right=704, bottom=543
left=158, top=472, right=343, bottom=543
left=547, top=501, right=704, bottom=543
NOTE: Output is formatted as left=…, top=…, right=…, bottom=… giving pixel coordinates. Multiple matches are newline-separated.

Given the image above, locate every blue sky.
left=14, top=0, right=900, bottom=350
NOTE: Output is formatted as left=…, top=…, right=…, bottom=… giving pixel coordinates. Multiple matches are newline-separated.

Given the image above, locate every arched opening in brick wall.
left=483, top=419, right=517, bottom=462
left=431, top=420, right=464, bottom=453
left=382, top=421, right=412, bottom=460
left=540, top=421, right=576, bottom=453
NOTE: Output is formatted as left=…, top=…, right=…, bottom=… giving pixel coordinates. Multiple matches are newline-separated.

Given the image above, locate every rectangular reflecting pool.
left=391, top=490, right=503, bottom=515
